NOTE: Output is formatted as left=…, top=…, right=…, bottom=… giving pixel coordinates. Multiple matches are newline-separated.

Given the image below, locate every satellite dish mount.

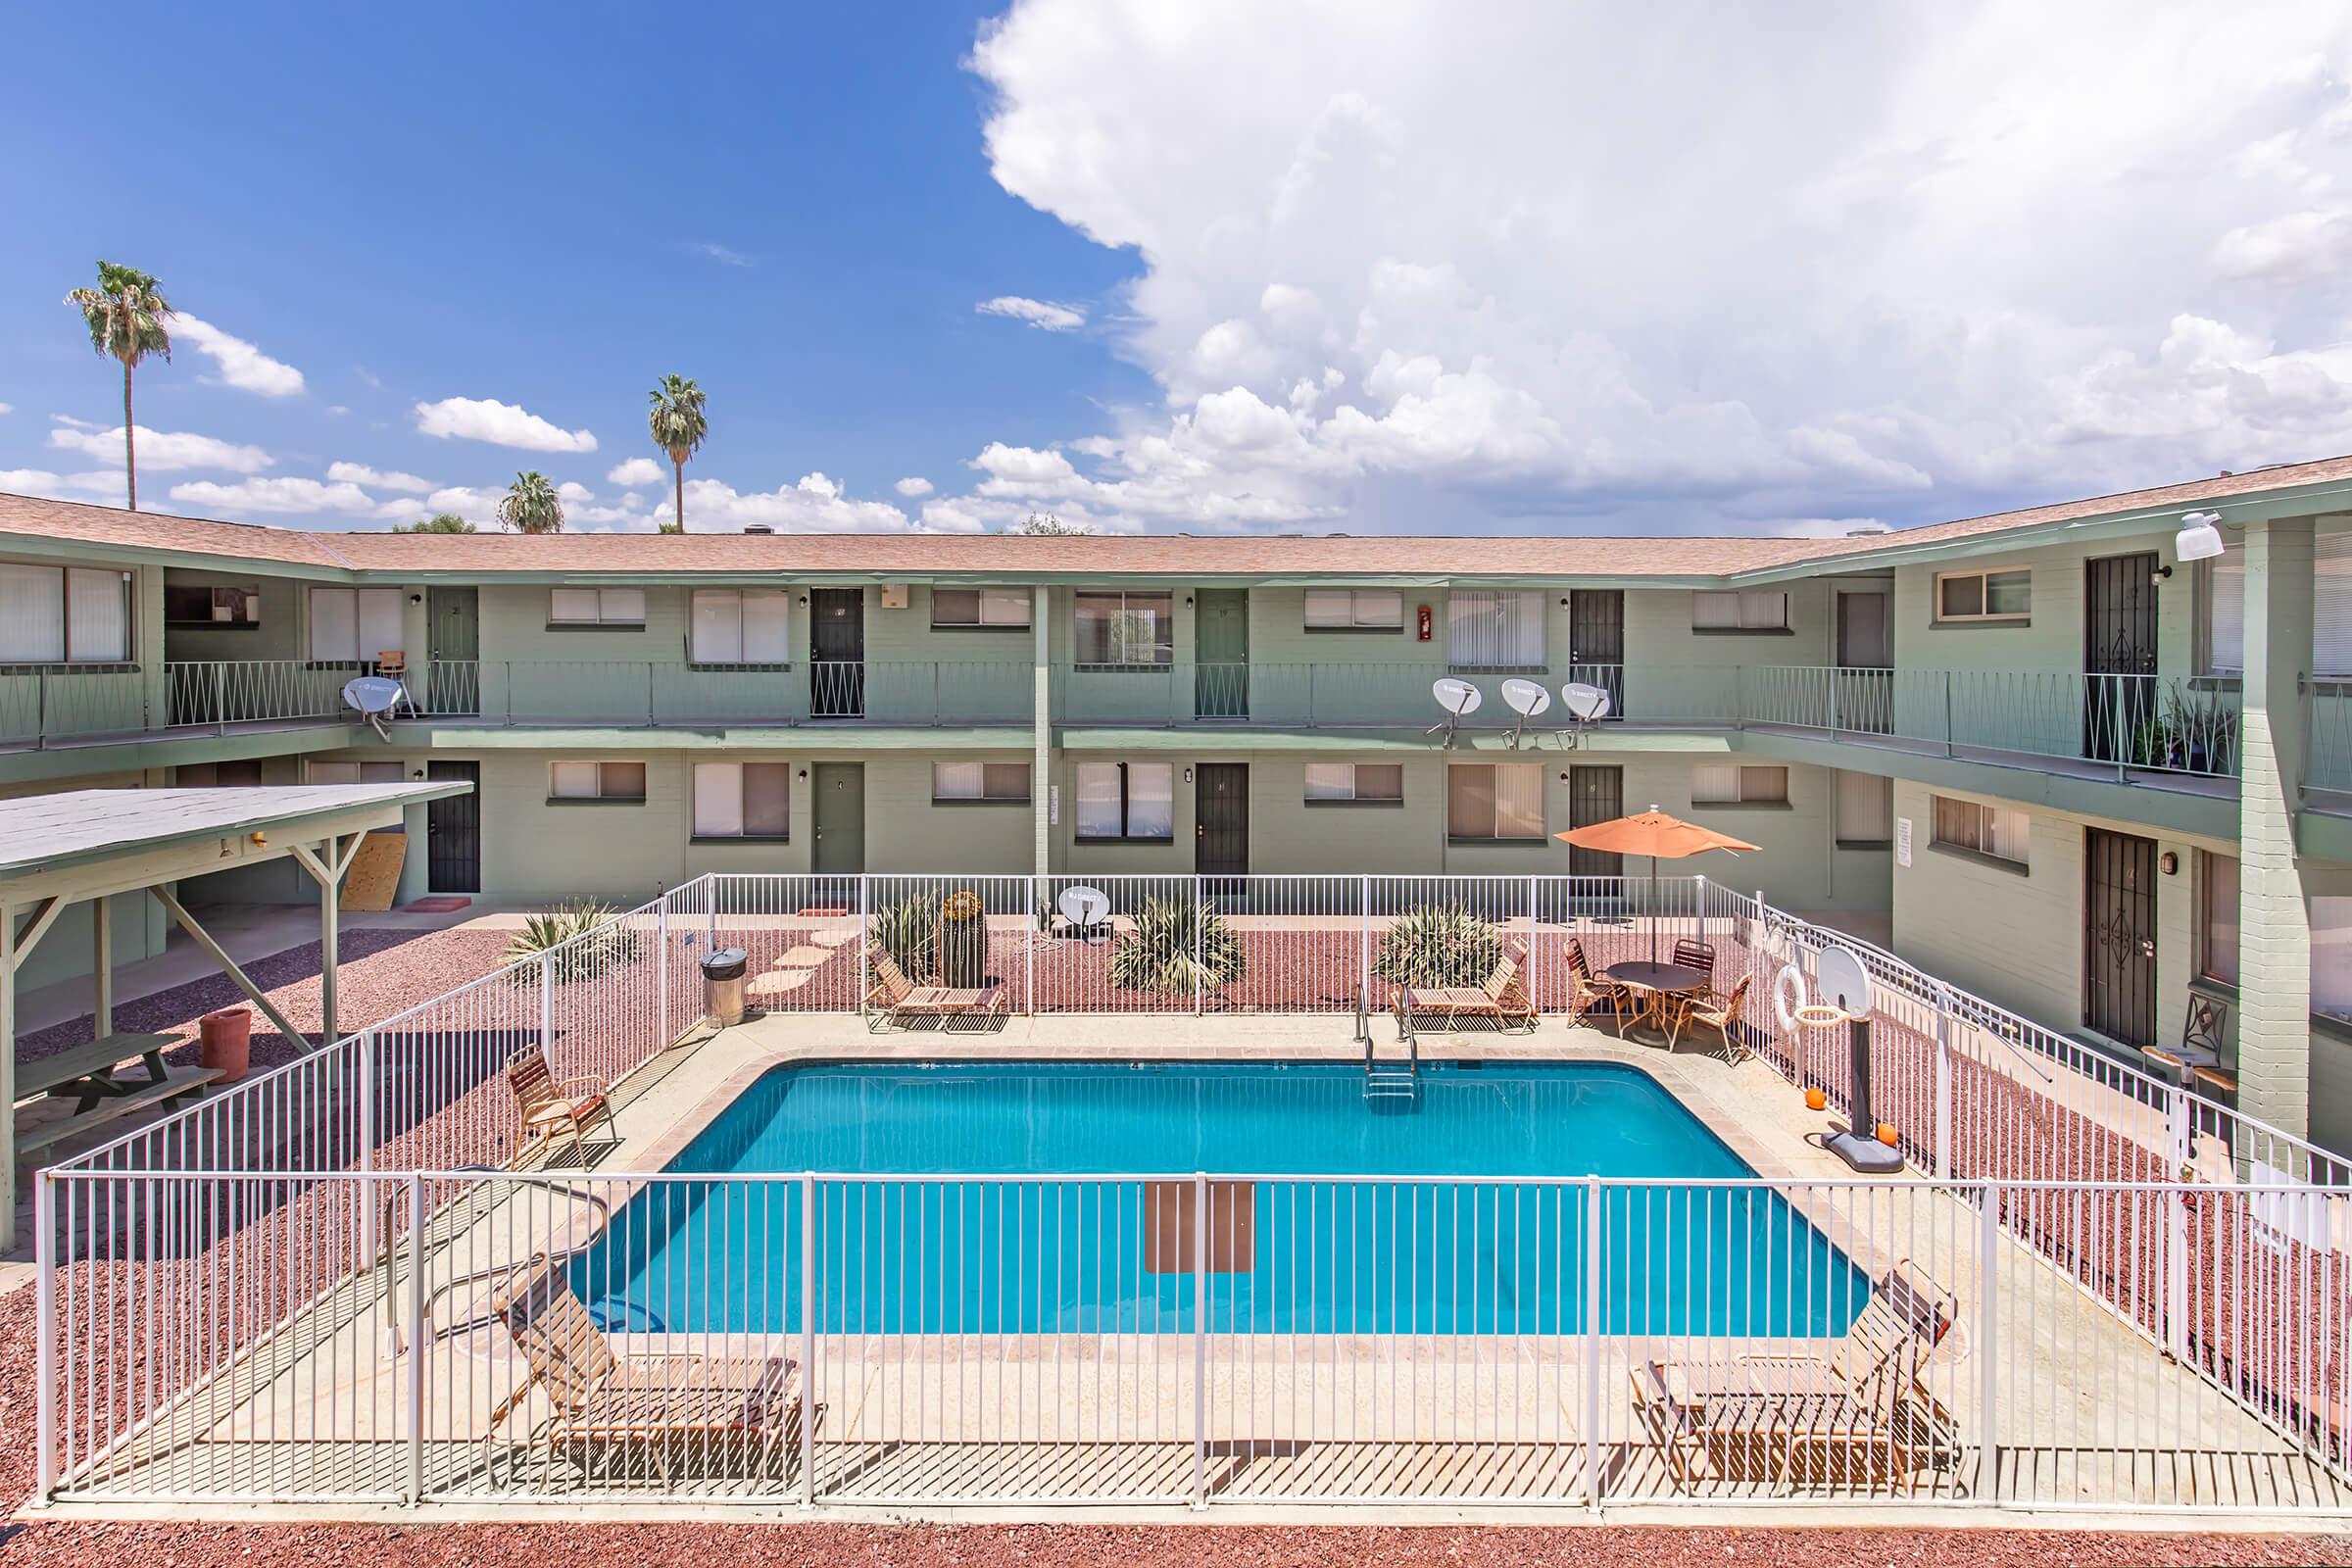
left=1498, top=678, right=1551, bottom=751
left=1426, top=678, right=1483, bottom=749
left=341, top=676, right=410, bottom=743
left=1557, top=681, right=1611, bottom=750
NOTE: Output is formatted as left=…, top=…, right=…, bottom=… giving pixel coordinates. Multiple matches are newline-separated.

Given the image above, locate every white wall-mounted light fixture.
left=2177, top=511, right=2225, bottom=563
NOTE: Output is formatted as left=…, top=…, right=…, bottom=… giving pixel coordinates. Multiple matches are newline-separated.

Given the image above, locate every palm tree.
left=647, top=374, right=709, bottom=532
left=64, top=262, right=174, bottom=512
left=497, top=471, right=564, bottom=534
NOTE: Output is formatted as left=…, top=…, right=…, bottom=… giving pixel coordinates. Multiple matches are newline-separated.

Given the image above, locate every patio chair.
left=1393, top=942, right=1538, bottom=1041
left=862, top=940, right=1004, bottom=1032
left=491, top=1261, right=822, bottom=1482
left=1628, top=1359, right=1957, bottom=1493
left=1671, top=937, right=1718, bottom=987
left=504, top=1044, right=615, bottom=1165
left=1687, top=1259, right=1957, bottom=1400
left=1666, top=974, right=1752, bottom=1061
left=1565, top=938, right=1636, bottom=1035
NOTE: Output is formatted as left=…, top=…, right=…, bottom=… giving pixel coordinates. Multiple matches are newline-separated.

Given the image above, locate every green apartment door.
left=426, top=586, right=479, bottom=714
left=1196, top=589, right=1249, bottom=718
left=812, top=762, right=865, bottom=876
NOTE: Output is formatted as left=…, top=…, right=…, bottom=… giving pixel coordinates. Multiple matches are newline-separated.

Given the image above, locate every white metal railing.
left=32, top=870, right=2352, bottom=1513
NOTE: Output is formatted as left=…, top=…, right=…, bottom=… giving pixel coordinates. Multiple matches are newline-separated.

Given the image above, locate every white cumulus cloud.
left=662, top=473, right=921, bottom=533
left=976, top=295, right=1088, bottom=331
left=607, top=456, right=664, bottom=486
left=172, top=316, right=306, bottom=397
left=48, top=421, right=272, bottom=473
left=413, top=396, right=597, bottom=453
left=326, top=461, right=435, bottom=493
left=895, top=476, right=935, bottom=497
left=168, top=476, right=377, bottom=515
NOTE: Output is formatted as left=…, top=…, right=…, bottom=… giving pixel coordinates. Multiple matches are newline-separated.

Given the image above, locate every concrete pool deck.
left=30, top=1009, right=2349, bottom=1521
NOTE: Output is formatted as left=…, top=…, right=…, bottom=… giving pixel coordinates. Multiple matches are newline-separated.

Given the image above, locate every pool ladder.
left=1363, top=1032, right=1420, bottom=1103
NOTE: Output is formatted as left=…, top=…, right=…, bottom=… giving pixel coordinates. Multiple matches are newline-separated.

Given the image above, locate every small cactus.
left=937, top=888, right=988, bottom=989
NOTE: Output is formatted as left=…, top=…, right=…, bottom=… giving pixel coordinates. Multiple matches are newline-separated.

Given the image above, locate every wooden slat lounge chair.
left=863, top=940, right=1004, bottom=1032
left=1566, top=938, right=1636, bottom=1035
left=1394, top=943, right=1537, bottom=1041
left=505, top=1044, right=614, bottom=1165
left=492, top=1262, right=821, bottom=1482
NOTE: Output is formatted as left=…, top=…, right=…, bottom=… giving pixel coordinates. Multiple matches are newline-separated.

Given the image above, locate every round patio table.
left=1606, top=960, right=1707, bottom=1038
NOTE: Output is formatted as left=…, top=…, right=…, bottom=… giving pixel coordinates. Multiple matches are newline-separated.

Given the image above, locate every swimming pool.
left=568, top=1060, right=1867, bottom=1338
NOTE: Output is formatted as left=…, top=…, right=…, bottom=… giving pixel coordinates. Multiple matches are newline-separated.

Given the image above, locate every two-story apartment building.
left=6, top=456, right=2352, bottom=1147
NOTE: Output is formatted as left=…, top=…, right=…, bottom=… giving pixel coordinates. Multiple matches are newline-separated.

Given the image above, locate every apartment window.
left=2199, top=851, right=2239, bottom=988
left=934, top=760, right=1031, bottom=803
left=548, top=760, right=648, bottom=803
left=181, top=760, right=266, bottom=787
left=1073, top=592, right=1173, bottom=665
left=308, top=587, right=404, bottom=663
left=2316, top=900, right=2352, bottom=1024
left=1304, top=762, right=1404, bottom=804
left=1692, top=763, right=1789, bottom=805
left=1075, top=761, right=1174, bottom=840
left=548, top=587, right=646, bottom=627
left=1304, top=589, right=1403, bottom=631
left=2205, top=535, right=2352, bottom=676
left=306, top=760, right=402, bottom=785
left=693, top=761, right=791, bottom=839
left=1933, top=568, right=2031, bottom=624
left=0, top=563, right=132, bottom=663
left=931, top=587, right=1031, bottom=628
left=1446, top=762, right=1544, bottom=840
left=690, top=588, right=792, bottom=663
left=1692, top=590, right=1789, bottom=631
left=1835, top=770, right=1894, bottom=845
left=1446, top=590, right=1544, bottom=667
left=1932, top=795, right=2029, bottom=866
left=165, top=582, right=261, bottom=627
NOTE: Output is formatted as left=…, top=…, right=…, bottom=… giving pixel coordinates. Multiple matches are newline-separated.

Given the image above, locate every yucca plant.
left=1374, top=904, right=1503, bottom=989
left=503, top=901, right=642, bottom=985
left=870, top=891, right=942, bottom=980
left=1109, top=897, right=1247, bottom=996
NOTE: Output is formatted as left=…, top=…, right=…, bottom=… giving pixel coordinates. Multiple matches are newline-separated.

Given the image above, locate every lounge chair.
left=491, top=1262, right=821, bottom=1482
left=1566, top=938, right=1636, bottom=1035
left=504, top=1044, right=614, bottom=1164
left=1667, top=974, right=1752, bottom=1060
left=862, top=940, right=1004, bottom=1031
left=1394, top=943, right=1537, bottom=1041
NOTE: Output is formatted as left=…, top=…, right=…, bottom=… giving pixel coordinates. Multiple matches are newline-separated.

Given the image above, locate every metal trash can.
left=702, top=947, right=749, bottom=1027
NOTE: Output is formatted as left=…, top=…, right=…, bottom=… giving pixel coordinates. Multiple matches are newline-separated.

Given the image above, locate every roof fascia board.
left=0, top=532, right=356, bottom=582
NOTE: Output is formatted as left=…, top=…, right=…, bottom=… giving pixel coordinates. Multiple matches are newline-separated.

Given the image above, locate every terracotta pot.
left=1804, top=1087, right=1827, bottom=1111
left=199, top=1005, right=252, bottom=1082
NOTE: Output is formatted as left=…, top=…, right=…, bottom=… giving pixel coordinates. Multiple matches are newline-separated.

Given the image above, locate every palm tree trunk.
left=673, top=460, right=685, bottom=534
left=122, top=360, right=136, bottom=513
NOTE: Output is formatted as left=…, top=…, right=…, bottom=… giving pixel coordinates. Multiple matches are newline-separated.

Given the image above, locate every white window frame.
left=932, top=760, right=1032, bottom=803
left=1303, top=761, right=1405, bottom=804
left=692, top=760, right=792, bottom=840
left=547, top=760, right=648, bottom=803
left=1074, top=760, right=1175, bottom=841
left=1931, top=795, right=2030, bottom=866
left=1072, top=591, right=1175, bottom=666
left=1446, top=589, right=1545, bottom=668
left=1691, top=763, right=1788, bottom=806
left=1304, top=588, right=1404, bottom=631
left=1833, top=769, right=1893, bottom=847
left=931, top=586, right=1032, bottom=629
left=1932, top=567, right=2032, bottom=625
left=0, top=562, right=134, bottom=664
left=1691, top=590, right=1790, bottom=631
left=547, top=586, right=647, bottom=627
left=1446, top=761, right=1544, bottom=841
left=690, top=588, right=792, bottom=664
left=2199, top=850, right=2239, bottom=989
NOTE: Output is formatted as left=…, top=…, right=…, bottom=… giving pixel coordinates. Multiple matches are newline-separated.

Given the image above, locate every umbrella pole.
left=1649, top=855, right=1660, bottom=962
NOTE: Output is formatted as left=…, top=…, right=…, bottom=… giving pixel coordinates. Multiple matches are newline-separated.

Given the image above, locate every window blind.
left=694, top=762, right=745, bottom=836
left=0, top=564, right=63, bottom=662
left=1835, top=770, right=1893, bottom=842
left=1447, top=590, right=1544, bottom=666
left=66, top=569, right=128, bottom=662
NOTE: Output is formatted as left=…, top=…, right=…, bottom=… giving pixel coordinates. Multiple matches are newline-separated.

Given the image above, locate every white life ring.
left=1771, top=962, right=1809, bottom=1032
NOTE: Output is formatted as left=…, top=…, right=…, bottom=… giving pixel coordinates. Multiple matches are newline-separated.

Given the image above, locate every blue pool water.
left=568, top=1061, right=1867, bottom=1338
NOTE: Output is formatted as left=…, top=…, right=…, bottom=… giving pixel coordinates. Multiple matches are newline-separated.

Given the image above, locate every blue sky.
left=6, top=3, right=2352, bottom=538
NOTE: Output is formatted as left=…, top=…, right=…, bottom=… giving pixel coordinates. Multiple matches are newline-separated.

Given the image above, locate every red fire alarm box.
left=1416, top=604, right=1433, bottom=641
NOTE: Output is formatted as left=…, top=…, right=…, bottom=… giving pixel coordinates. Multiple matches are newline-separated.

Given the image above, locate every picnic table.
left=11, top=1032, right=221, bottom=1163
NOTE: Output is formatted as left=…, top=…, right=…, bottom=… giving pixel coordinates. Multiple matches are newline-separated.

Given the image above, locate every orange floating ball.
left=1876, top=1122, right=1899, bottom=1147
left=1804, top=1088, right=1827, bottom=1111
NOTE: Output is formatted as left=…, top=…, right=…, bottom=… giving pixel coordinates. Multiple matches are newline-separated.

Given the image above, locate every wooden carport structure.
left=0, top=780, right=470, bottom=1250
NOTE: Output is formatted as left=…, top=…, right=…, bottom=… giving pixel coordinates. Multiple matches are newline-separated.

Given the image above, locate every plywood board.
left=340, top=831, right=406, bottom=912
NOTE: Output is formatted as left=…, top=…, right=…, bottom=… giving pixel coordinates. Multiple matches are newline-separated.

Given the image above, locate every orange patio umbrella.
left=1554, top=807, right=1760, bottom=960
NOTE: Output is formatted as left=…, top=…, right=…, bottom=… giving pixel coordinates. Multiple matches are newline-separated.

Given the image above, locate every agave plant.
left=1374, top=904, right=1504, bottom=990
left=1109, top=896, right=1247, bottom=996
left=870, top=890, right=942, bottom=980
left=503, top=901, right=642, bottom=985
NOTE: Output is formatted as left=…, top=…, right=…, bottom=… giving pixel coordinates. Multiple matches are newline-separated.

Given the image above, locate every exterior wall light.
left=2176, top=512, right=2225, bottom=563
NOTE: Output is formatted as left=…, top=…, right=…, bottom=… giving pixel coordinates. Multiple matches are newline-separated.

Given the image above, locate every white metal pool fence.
left=32, top=870, right=2352, bottom=1514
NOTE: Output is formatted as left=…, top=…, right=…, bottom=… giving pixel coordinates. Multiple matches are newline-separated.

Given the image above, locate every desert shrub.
left=503, top=901, right=642, bottom=985
left=870, top=891, right=942, bottom=979
left=1374, top=904, right=1504, bottom=989
left=1109, top=896, right=1247, bottom=996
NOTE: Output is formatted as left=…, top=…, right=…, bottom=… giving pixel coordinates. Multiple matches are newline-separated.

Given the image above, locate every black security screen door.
left=1568, top=590, right=1625, bottom=717
left=810, top=588, right=864, bottom=717
left=2083, top=826, right=2157, bottom=1048
left=2084, top=553, right=2158, bottom=764
left=425, top=760, right=481, bottom=893
left=1567, top=764, right=1624, bottom=879
left=1195, top=763, right=1250, bottom=886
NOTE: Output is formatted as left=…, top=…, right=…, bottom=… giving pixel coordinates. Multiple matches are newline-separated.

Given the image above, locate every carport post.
left=2, top=900, right=15, bottom=1253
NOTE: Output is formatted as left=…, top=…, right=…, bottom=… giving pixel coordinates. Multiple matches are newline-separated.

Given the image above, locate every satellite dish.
left=1056, top=883, right=1111, bottom=941
left=342, top=676, right=408, bottom=741
left=1561, top=682, right=1611, bottom=722
left=1499, top=678, right=1551, bottom=750
left=1814, top=944, right=1872, bottom=1019
left=1426, top=678, right=1483, bottom=747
